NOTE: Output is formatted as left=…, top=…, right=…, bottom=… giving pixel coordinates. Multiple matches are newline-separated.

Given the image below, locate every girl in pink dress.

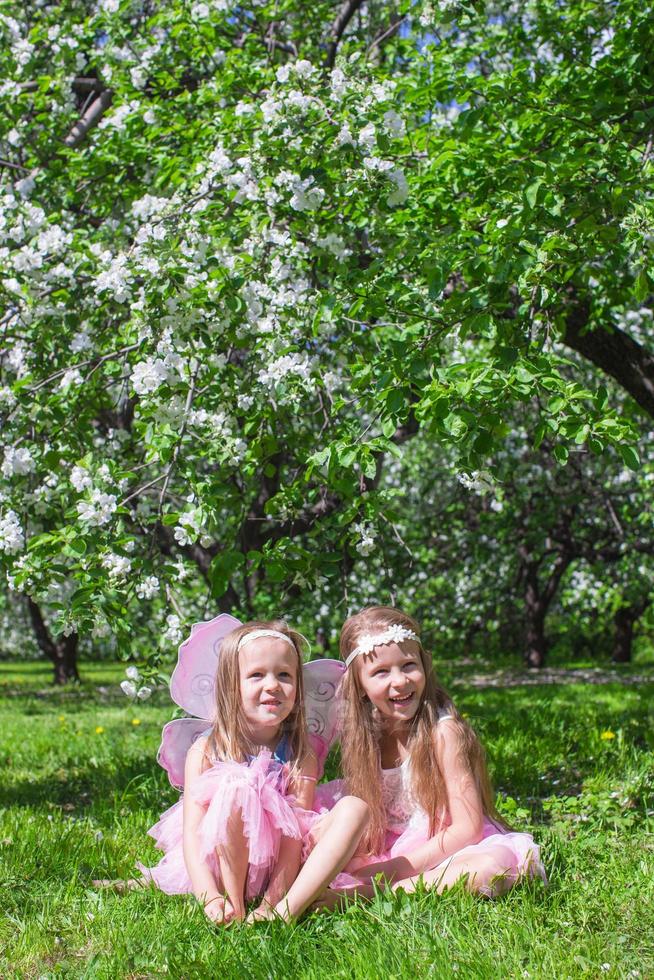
left=139, top=618, right=368, bottom=924
left=312, top=605, right=546, bottom=902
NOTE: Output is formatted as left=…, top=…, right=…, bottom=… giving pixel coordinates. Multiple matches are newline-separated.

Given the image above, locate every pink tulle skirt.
left=314, top=780, right=546, bottom=894
left=139, top=752, right=315, bottom=901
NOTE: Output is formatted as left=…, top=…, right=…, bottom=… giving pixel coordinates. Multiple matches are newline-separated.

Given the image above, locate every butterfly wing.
left=158, top=717, right=211, bottom=789
left=169, top=613, right=243, bottom=719
left=303, top=659, right=345, bottom=774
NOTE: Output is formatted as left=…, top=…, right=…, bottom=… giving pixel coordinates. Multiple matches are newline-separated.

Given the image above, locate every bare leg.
left=217, top=809, right=250, bottom=921
left=271, top=796, right=369, bottom=921
left=393, top=846, right=517, bottom=897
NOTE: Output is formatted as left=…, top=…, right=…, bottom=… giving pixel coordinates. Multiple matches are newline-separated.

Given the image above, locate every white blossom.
left=77, top=490, right=117, bottom=527
left=131, top=194, right=170, bottom=221
left=382, top=109, right=406, bottom=138
left=352, top=521, right=376, bottom=556
left=288, top=176, right=325, bottom=212
left=0, top=387, right=16, bottom=409
left=125, top=665, right=140, bottom=680
left=173, top=509, right=202, bottom=546
left=15, top=176, right=35, bottom=198
left=330, top=67, right=347, bottom=99
left=457, top=470, right=495, bottom=494
left=120, top=679, right=137, bottom=698
left=101, top=552, right=132, bottom=579
left=70, top=466, right=93, bottom=492
left=136, top=575, right=159, bottom=599
left=335, top=124, right=355, bottom=147
left=130, top=358, right=170, bottom=395
left=0, top=510, right=24, bottom=554
left=258, top=352, right=312, bottom=388
left=70, top=328, right=92, bottom=353
left=2, top=447, right=35, bottom=477
left=163, top=613, right=183, bottom=644
left=387, top=168, right=409, bottom=206
left=295, top=59, right=315, bottom=79
left=358, top=123, right=377, bottom=152
left=59, top=369, right=82, bottom=389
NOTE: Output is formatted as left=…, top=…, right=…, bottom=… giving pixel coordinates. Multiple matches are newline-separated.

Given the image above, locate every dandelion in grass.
left=95, top=726, right=105, bottom=735
left=131, top=718, right=141, bottom=726
left=600, top=730, right=616, bottom=740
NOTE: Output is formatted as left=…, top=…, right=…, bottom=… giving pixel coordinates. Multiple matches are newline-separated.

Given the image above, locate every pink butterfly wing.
left=158, top=717, right=211, bottom=788
left=169, top=613, right=243, bottom=718
left=303, top=659, right=345, bottom=773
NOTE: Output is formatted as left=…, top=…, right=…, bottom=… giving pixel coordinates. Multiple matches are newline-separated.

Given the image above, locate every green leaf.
left=634, top=270, right=650, bottom=302
left=594, top=386, right=609, bottom=412
left=208, top=550, right=244, bottom=597
left=553, top=444, right=569, bottom=465
left=525, top=179, right=543, bottom=209
left=619, top=445, right=640, bottom=471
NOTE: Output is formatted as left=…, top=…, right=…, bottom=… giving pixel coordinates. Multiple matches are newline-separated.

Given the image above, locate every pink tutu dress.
left=315, top=713, right=546, bottom=894
left=139, top=734, right=315, bottom=901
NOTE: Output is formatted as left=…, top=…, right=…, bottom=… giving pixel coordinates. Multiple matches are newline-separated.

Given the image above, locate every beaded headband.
left=237, top=628, right=310, bottom=654
left=344, top=624, right=420, bottom=668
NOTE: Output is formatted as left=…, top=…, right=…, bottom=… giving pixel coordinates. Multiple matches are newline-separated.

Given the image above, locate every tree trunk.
left=564, top=300, right=654, bottom=419
left=524, top=606, right=547, bottom=668
left=612, top=601, right=649, bottom=663
left=522, top=560, right=549, bottom=668
left=26, top=597, right=80, bottom=685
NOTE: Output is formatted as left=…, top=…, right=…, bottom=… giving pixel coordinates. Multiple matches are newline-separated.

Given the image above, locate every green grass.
left=1, top=658, right=653, bottom=979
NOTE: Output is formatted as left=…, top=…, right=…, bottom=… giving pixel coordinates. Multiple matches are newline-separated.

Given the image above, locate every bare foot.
left=309, top=886, right=363, bottom=912
left=204, top=896, right=227, bottom=923
left=91, top=878, right=143, bottom=892
left=245, top=898, right=285, bottom=924
left=223, top=900, right=245, bottom=925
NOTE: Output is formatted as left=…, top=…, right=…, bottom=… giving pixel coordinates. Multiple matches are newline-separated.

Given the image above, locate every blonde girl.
left=140, top=619, right=369, bottom=923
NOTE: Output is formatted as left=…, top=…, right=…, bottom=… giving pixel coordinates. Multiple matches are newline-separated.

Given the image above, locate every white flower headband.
left=344, top=624, right=420, bottom=668
left=237, top=628, right=310, bottom=655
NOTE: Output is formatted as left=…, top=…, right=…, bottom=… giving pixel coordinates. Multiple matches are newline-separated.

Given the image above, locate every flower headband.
left=237, top=628, right=310, bottom=655
left=344, top=624, right=420, bottom=668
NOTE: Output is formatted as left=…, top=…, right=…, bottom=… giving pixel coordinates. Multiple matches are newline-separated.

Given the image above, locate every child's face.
left=238, top=637, right=298, bottom=733
left=356, top=641, right=425, bottom=724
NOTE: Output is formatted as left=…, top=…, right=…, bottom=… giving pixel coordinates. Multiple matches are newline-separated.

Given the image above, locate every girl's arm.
left=255, top=750, right=319, bottom=910
left=354, top=720, right=485, bottom=884
left=182, top=738, right=223, bottom=907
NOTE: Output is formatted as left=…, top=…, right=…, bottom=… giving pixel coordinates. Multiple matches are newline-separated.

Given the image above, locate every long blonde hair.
left=206, top=619, right=311, bottom=781
left=339, top=606, right=504, bottom=854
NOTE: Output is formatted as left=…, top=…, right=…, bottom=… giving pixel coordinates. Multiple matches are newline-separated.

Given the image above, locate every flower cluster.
left=120, top=665, right=153, bottom=700
left=0, top=510, right=24, bottom=554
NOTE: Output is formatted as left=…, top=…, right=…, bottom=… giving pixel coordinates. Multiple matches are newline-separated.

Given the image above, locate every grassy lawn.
left=1, top=656, right=653, bottom=979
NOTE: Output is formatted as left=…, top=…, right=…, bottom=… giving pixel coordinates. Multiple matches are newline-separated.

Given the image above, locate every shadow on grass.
left=1, top=754, right=175, bottom=815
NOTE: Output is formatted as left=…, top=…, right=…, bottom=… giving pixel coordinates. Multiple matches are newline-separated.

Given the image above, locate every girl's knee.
left=334, top=795, right=369, bottom=829
left=468, top=850, right=515, bottom=895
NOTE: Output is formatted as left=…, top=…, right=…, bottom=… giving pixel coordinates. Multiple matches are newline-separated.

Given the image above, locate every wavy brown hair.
left=206, top=619, right=311, bottom=781
left=339, top=606, right=505, bottom=854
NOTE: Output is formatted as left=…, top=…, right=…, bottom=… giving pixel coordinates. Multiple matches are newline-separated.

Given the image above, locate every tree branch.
left=63, top=90, right=113, bottom=148
left=325, top=0, right=366, bottom=68
left=563, top=299, right=654, bottom=419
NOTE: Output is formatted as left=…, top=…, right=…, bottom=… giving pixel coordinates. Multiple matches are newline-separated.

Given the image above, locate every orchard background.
left=1, top=1, right=654, bottom=976
left=1, top=0, right=653, bottom=684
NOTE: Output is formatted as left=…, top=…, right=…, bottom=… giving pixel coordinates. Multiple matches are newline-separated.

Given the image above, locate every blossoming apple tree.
left=0, top=0, right=651, bottom=680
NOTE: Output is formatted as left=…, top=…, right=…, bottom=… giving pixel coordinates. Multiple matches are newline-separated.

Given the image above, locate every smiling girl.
left=317, top=606, right=545, bottom=899
left=139, top=620, right=368, bottom=923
